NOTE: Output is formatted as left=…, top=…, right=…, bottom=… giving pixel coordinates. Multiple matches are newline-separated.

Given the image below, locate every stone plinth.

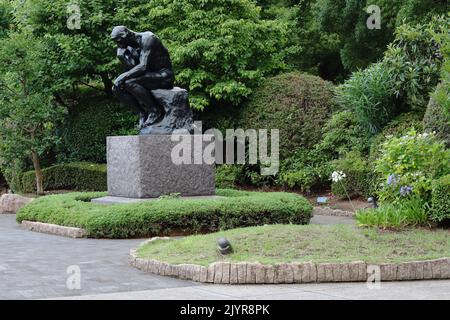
left=106, top=135, right=215, bottom=198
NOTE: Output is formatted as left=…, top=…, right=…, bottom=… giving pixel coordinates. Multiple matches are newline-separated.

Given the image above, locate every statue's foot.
left=137, top=113, right=148, bottom=129
left=143, top=110, right=164, bottom=127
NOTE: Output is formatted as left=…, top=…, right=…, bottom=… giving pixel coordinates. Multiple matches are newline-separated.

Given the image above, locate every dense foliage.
left=316, top=110, right=369, bottom=158
left=338, top=18, right=445, bottom=134
left=0, top=32, right=66, bottom=194
left=240, top=72, right=336, bottom=158
left=375, top=130, right=450, bottom=204
left=16, top=189, right=313, bottom=238
left=356, top=194, right=429, bottom=229
left=331, top=151, right=372, bottom=198
left=313, top=0, right=448, bottom=73
left=423, top=93, right=450, bottom=147
left=18, top=0, right=291, bottom=110
left=430, top=174, right=450, bottom=223
left=9, top=162, right=107, bottom=194
left=338, top=63, right=397, bottom=134
left=58, top=93, right=137, bottom=163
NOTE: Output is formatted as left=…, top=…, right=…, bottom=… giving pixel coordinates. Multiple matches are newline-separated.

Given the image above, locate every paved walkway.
left=50, top=281, right=450, bottom=300
left=0, top=215, right=195, bottom=299
left=1, top=214, right=449, bottom=300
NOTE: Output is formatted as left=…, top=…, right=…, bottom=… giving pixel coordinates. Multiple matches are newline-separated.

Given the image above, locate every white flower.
left=331, top=171, right=346, bottom=183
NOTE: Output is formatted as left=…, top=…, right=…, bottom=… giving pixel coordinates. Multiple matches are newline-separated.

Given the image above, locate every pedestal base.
left=106, top=135, right=215, bottom=198
left=92, top=195, right=223, bottom=205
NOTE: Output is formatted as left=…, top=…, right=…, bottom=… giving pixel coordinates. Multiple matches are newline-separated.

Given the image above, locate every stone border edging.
left=313, top=207, right=354, bottom=217
left=129, top=238, right=450, bottom=284
left=21, top=220, right=87, bottom=238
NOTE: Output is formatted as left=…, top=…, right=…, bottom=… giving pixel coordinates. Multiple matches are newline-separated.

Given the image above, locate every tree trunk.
left=31, top=150, right=44, bottom=195
left=101, top=73, right=113, bottom=96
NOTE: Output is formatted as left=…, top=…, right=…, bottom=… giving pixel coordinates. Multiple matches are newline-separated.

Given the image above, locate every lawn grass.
left=137, top=224, right=450, bottom=266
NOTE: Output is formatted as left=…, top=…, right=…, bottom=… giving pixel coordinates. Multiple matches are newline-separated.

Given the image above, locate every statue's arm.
left=115, top=36, right=153, bottom=84
left=117, top=47, right=136, bottom=69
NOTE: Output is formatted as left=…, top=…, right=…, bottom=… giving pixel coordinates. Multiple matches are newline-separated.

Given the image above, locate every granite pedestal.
left=103, top=135, right=215, bottom=199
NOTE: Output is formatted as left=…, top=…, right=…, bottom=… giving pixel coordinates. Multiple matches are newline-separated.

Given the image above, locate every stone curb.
left=21, top=220, right=87, bottom=238
left=129, top=238, right=450, bottom=284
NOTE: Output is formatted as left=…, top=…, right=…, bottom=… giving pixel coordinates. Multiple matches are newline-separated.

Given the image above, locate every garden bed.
left=131, top=225, right=450, bottom=284
left=16, top=189, right=313, bottom=239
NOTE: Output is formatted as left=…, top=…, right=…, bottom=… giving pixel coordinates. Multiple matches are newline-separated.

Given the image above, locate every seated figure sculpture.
left=111, top=26, right=193, bottom=134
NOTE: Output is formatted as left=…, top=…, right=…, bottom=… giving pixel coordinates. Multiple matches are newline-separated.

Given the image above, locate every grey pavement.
left=1, top=214, right=450, bottom=300
left=50, top=281, right=450, bottom=300
left=310, top=214, right=355, bottom=225
left=0, top=214, right=196, bottom=300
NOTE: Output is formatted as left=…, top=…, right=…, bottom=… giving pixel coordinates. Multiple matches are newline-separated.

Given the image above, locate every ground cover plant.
left=16, top=189, right=313, bottom=238
left=136, top=224, right=450, bottom=266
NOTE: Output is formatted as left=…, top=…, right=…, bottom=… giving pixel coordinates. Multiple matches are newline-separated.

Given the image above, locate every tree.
left=13, top=0, right=135, bottom=95
left=118, top=0, right=292, bottom=110
left=313, top=0, right=448, bottom=73
left=17, top=0, right=291, bottom=110
left=0, top=32, right=66, bottom=194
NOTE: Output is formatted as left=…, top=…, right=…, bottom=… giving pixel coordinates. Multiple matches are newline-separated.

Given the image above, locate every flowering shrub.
left=376, top=130, right=450, bottom=204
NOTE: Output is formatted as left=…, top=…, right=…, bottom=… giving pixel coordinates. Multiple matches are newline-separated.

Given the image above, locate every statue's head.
left=111, top=26, right=133, bottom=48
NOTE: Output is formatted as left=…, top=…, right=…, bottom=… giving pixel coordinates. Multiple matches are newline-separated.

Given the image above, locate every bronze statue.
left=111, top=26, right=179, bottom=130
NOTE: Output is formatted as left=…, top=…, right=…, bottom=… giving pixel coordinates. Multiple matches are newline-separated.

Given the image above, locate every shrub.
left=58, top=93, right=137, bottom=164
left=338, top=18, right=445, bottom=134
left=278, top=149, right=332, bottom=193
left=12, top=162, right=106, bottom=194
left=337, top=62, right=398, bottom=134
left=384, top=18, right=445, bottom=112
left=215, top=165, right=243, bottom=189
left=356, top=194, right=429, bottom=229
left=16, top=189, right=314, bottom=238
left=316, top=110, right=369, bottom=158
left=431, top=15, right=450, bottom=118
left=240, top=72, right=336, bottom=159
left=376, top=130, right=450, bottom=204
left=430, top=174, right=450, bottom=223
left=423, top=91, right=450, bottom=147
left=369, top=112, right=424, bottom=161
left=331, top=151, right=373, bottom=198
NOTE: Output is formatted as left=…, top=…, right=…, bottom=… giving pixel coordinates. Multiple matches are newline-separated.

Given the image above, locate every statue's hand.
left=114, top=76, right=126, bottom=89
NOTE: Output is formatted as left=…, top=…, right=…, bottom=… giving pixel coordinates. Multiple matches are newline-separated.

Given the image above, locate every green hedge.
left=12, top=162, right=106, bottom=193
left=16, top=189, right=313, bottom=238
left=240, top=72, right=336, bottom=159
left=430, top=174, right=450, bottom=223
left=58, top=93, right=137, bottom=163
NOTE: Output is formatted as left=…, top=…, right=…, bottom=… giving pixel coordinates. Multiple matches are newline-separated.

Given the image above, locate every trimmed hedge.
left=16, top=189, right=313, bottom=238
left=240, top=72, right=336, bottom=159
left=430, top=174, right=450, bottom=223
left=12, top=162, right=106, bottom=193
